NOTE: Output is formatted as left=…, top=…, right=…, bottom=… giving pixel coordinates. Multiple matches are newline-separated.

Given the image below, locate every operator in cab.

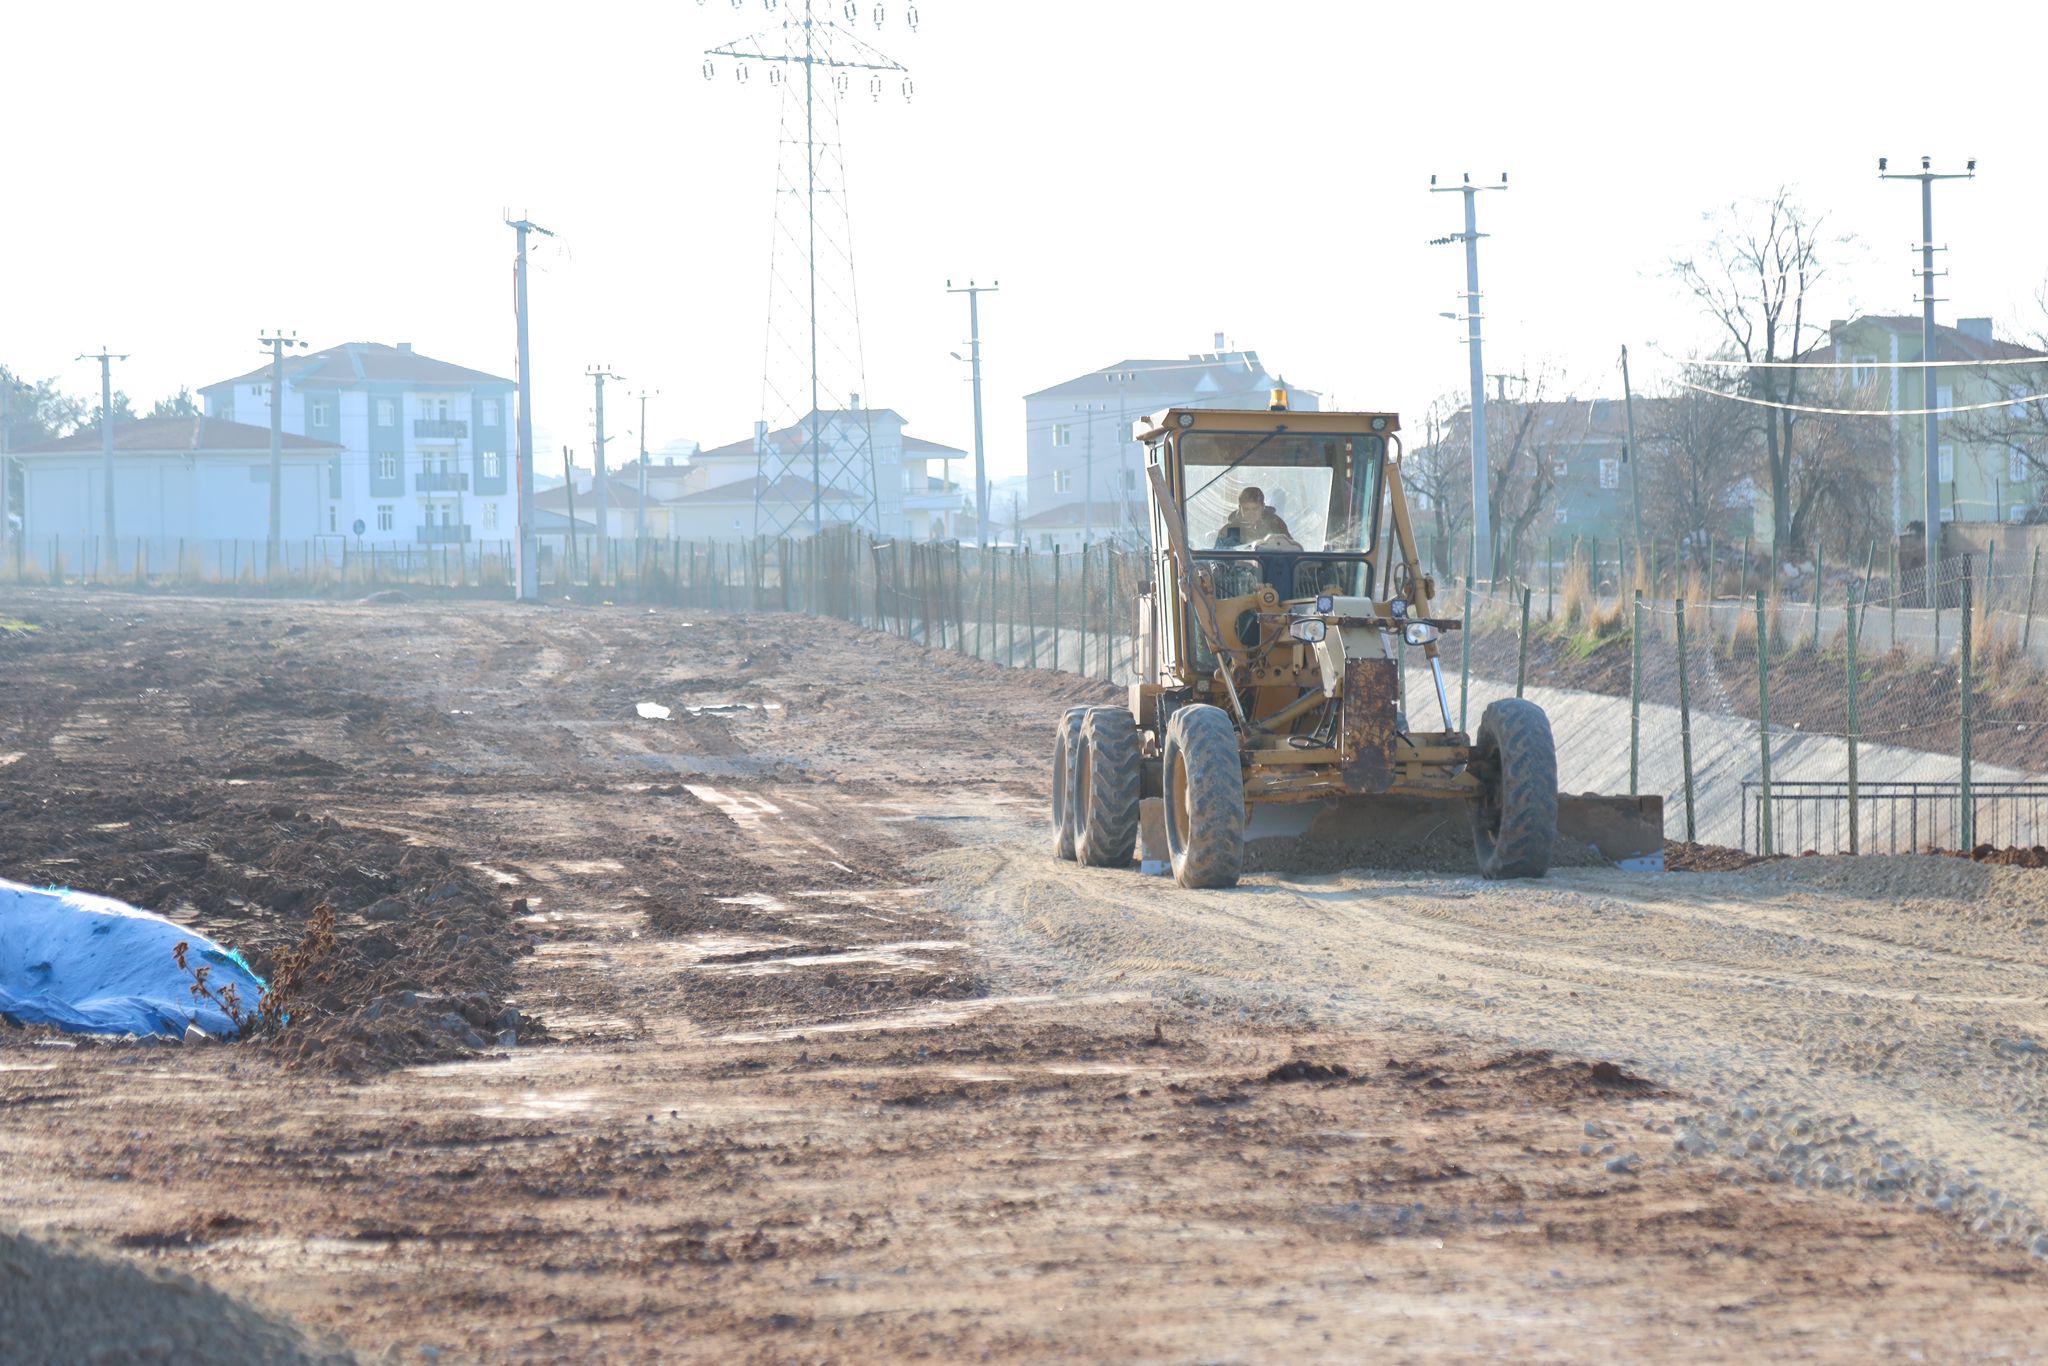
left=1212, top=486, right=1294, bottom=549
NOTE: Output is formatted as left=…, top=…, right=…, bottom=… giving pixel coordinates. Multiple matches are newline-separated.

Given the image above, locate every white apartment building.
left=200, top=341, right=517, bottom=548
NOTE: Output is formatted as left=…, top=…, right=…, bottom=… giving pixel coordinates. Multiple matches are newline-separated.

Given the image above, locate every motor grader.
left=1051, top=395, right=1660, bottom=888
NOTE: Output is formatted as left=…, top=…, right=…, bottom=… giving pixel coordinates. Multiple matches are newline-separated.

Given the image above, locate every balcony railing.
left=414, top=418, right=468, bottom=439
left=415, top=523, right=472, bottom=545
left=414, top=471, right=470, bottom=493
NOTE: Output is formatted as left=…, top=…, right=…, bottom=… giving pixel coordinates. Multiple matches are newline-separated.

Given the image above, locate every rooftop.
left=204, top=341, right=512, bottom=393
left=11, top=415, right=343, bottom=455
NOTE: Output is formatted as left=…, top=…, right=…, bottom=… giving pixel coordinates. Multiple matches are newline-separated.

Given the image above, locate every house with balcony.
left=682, top=404, right=968, bottom=540
left=199, top=341, right=516, bottom=548
left=1023, top=338, right=1321, bottom=546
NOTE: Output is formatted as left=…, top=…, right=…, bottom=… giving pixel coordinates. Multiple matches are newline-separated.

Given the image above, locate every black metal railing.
left=414, top=419, right=468, bottom=439
left=414, top=471, right=469, bottom=493
left=1741, top=780, right=2048, bottom=855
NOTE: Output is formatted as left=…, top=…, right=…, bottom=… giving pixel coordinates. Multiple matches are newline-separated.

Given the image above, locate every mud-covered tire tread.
left=1164, top=704, right=1245, bottom=889
left=1051, top=707, right=1090, bottom=861
left=1076, top=707, right=1141, bottom=868
left=1471, top=698, right=1557, bottom=880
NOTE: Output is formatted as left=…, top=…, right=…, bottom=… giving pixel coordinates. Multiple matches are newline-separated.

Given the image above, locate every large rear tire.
left=1051, top=706, right=1090, bottom=860
left=1076, top=707, right=1141, bottom=868
left=1163, top=704, right=1245, bottom=889
left=1471, top=698, right=1557, bottom=880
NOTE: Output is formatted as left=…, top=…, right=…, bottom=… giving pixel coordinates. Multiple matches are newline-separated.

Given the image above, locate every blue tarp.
left=0, top=878, right=268, bottom=1038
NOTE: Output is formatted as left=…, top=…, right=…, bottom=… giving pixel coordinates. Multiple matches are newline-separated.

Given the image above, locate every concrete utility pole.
left=587, top=366, right=623, bottom=584
left=947, top=279, right=998, bottom=547
left=1880, top=155, right=1974, bottom=609
left=1, top=379, right=11, bottom=561
left=634, top=388, right=659, bottom=567
left=1075, top=401, right=1105, bottom=546
left=258, top=330, right=307, bottom=571
left=1430, top=173, right=1508, bottom=582
left=507, top=215, right=553, bottom=602
left=1619, top=344, right=1643, bottom=554
left=77, top=347, right=129, bottom=565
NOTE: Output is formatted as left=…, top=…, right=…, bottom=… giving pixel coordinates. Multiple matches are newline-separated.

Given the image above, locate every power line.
left=1674, top=377, right=2048, bottom=417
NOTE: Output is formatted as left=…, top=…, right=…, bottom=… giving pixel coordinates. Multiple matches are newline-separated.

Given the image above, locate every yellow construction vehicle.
left=1050, top=393, right=1662, bottom=887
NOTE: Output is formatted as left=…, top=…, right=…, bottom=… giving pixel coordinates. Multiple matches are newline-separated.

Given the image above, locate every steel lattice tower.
left=705, top=1, right=914, bottom=539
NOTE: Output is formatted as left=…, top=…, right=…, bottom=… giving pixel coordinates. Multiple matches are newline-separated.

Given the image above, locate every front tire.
left=1076, top=707, right=1141, bottom=868
left=1051, top=706, right=1090, bottom=860
left=1471, top=698, right=1557, bottom=880
left=1164, top=704, right=1245, bottom=889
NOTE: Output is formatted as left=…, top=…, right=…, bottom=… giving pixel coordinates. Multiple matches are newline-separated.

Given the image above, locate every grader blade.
left=1237, top=794, right=1666, bottom=874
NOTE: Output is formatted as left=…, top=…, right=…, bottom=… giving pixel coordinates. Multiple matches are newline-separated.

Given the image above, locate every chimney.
left=396, top=341, right=413, bottom=354
left=753, top=419, right=768, bottom=452
left=1213, top=331, right=1225, bottom=351
left=849, top=391, right=861, bottom=410
left=1958, top=317, right=1994, bottom=344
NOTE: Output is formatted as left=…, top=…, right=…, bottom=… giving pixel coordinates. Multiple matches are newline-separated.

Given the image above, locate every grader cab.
left=1050, top=397, right=1661, bottom=888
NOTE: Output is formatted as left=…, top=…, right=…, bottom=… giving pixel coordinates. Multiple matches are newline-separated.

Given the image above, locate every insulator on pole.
left=906, top=4, right=918, bottom=29
left=843, top=1, right=857, bottom=18
left=901, top=77, right=913, bottom=101
left=736, top=63, right=749, bottom=82
left=702, top=58, right=715, bottom=79
left=873, top=3, right=885, bottom=26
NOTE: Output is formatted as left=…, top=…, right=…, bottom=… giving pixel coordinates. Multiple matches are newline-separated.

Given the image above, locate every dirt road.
left=1, top=591, right=2044, bottom=1361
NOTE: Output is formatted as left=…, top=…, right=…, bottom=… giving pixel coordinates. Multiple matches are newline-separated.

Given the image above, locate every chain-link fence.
left=9, top=521, right=2033, bottom=856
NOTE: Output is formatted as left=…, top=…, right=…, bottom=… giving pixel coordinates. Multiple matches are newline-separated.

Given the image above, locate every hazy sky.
left=5, top=0, right=2045, bottom=480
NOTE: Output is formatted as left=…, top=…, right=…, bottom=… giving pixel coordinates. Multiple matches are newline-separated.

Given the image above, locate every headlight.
left=1288, top=619, right=1327, bottom=643
left=1403, top=621, right=1441, bottom=646
left=1389, top=598, right=1407, bottom=619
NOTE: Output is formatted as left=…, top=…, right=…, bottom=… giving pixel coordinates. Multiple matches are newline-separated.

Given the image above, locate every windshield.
left=1180, top=430, right=1382, bottom=555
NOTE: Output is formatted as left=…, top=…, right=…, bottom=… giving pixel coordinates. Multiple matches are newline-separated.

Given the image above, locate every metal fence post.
left=1961, top=554, right=1976, bottom=851
left=1459, top=533, right=1475, bottom=731
left=1007, top=547, right=1018, bottom=666
left=1100, top=547, right=1115, bottom=685
left=1515, top=586, right=1533, bottom=699
left=1051, top=545, right=1062, bottom=672
left=2025, top=545, right=2042, bottom=654
left=1846, top=583, right=1861, bottom=855
left=1629, top=589, right=1643, bottom=796
left=1811, top=545, right=1823, bottom=650
left=1888, top=538, right=1899, bottom=650
left=1675, top=596, right=1697, bottom=842
left=1545, top=536, right=1555, bottom=623
left=1755, top=589, right=1773, bottom=856
left=1078, top=544, right=1089, bottom=676
left=1024, top=546, right=1039, bottom=667
left=1740, top=531, right=1751, bottom=603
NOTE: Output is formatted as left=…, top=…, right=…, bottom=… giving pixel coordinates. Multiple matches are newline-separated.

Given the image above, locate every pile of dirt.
left=1664, top=839, right=1780, bottom=871
left=0, top=1221, right=348, bottom=1364
left=0, top=785, right=537, bottom=1074
left=1947, top=844, right=2048, bottom=868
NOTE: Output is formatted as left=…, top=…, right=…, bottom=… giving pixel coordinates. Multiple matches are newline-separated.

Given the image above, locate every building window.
left=1851, top=356, right=1878, bottom=387
left=219, top=404, right=235, bottom=424
left=1053, top=469, right=1073, bottom=493
left=1554, top=504, right=1569, bottom=523
left=1938, top=445, right=1954, bottom=483
left=481, top=398, right=500, bottom=425
left=1052, top=423, right=1071, bottom=448
left=1598, top=458, right=1620, bottom=490
left=1939, top=506, right=1956, bottom=524
left=2012, top=385, right=2031, bottom=420
left=309, top=398, right=332, bottom=426
left=328, top=505, right=337, bottom=532
left=377, top=452, right=398, bottom=481
left=1552, top=459, right=1568, bottom=477
left=421, top=395, right=449, bottom=421
left=376, top=398, right=396, bottom=426
left=483, top=502, right=499, bottom=531
left=1936, top=385, right=1954, bottom=413
left=2011, top=447, right=2031, bottom=485
left=376, top=504, right=394, bottom=532
left=481, top=450, right=501, bottom=478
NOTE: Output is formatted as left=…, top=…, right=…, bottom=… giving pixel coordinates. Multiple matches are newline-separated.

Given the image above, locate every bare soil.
left=2, top=591, right=2046, bottom=1361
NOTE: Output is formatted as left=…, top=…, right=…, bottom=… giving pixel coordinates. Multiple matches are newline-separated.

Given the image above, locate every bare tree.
left=1420, top=372, right=1579, bottom=581
left=1404, top=400, right=1472, bottom=579
left=1949, top=283, right=2048, bottom=515
left=1640, top=369, right=1751, bottom=554
left=1672, top=189, right=1850, bottom=555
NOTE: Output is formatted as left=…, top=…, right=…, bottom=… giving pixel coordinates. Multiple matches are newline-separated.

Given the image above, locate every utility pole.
left=1075, top=401, right=1105, bottom=546
left=561, top=446, right=579, bottom=583
left=1880, top=155, right=1974, bottom=609
left=507, top=215, right=553, bottom=602
left=947, top=279, right=998, bottom=547
left=1430, top=173, right=1508, bottom=582
left=1, top=379, right=11, bottom=562
left=258, top=330, right=307, bottom=571
left=77, top=347, right=129, bottom=566
left=587, top=366, right=622, bottom=584
left=1619, top=344, right=1643, bottom=555
left=635, top=388, right=658, bottom=570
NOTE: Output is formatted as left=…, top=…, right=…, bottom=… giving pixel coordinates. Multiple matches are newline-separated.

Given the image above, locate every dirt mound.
left=0, top=1222, right=348, bottom=1363
left=1664, top=839, right=1779, bottom=871
left=1950, top=844, right=2048, bottom=868
left=0, top=787, right=537, bottom=1074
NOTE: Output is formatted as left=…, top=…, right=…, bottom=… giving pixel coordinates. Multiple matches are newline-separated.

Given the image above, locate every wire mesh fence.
left=7, top=522, right=2036, bottom=857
